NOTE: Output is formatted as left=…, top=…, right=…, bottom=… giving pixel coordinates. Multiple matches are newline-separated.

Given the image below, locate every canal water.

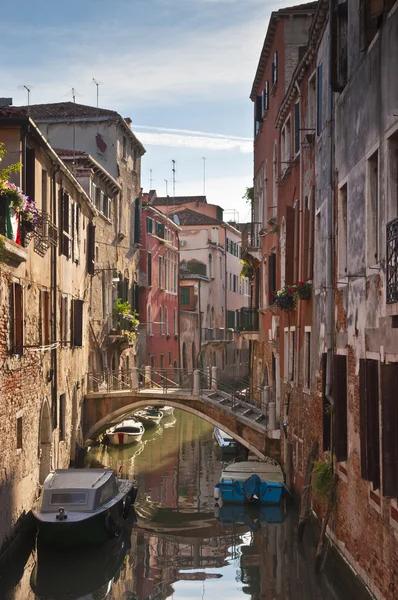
left=1, top=409, right=372, bottom=600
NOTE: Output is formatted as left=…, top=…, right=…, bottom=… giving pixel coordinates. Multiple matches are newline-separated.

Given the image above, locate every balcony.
left=387, top=217, right=398, bottom=304
left=236, top=307, right=259, bottom=341
left=241, top=222, right=262, bottom=257
left=201, top=327, right=233, bottom=343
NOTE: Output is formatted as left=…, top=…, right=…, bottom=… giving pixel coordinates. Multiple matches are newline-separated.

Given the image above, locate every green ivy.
left=312, top=458, right=334, bottom=500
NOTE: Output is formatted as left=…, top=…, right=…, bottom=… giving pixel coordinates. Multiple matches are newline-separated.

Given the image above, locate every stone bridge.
left=84, top=368, right=280, bottom=460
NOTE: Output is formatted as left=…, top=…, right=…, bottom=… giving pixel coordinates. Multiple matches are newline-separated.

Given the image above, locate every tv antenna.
left=92, top=78, right=100, bottom=132
left=23, top=85, right=31, bottom=112
left=164, top=179, right=168, bottom=196
left=172, top=160, right=176, bottom=198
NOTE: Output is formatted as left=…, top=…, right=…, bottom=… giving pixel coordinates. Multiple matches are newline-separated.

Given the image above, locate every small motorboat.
left=156, top=405, right=174, bottom=417
left=214, top=427, right=237, bottom=453
left=214, top=458, right=288, bottom=505
left=107, top=417, right=145, bottom=445
left=134, top=406, right=163, bottom=427
left=33, top=469, right=137, bottom=548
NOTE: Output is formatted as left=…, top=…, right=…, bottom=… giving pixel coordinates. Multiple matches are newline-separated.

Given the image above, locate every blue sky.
left=1, top=0, right=309, bottom=222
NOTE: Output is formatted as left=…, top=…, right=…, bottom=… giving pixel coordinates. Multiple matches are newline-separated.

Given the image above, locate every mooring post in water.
left=298, top=440, right=319, bottom=542
left=193, top=370, right=200, bottom=395
left=131, top=367, right=139, bottom=391
left=315, top=473, right=339, bottom=573
left=211, top=366, right=218, bottom=391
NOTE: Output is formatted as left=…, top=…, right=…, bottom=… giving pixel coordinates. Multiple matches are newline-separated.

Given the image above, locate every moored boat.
left=107, top=417, right=145, bottom=445
left=134, top=406, right=163, bottom=427
left=214, top=427, right=237, bottom=452
left=33, top=469, right=137, bottom=548
left=214, top=458, right=288, bottom=505
left=156, top=405, right=174, bottom=417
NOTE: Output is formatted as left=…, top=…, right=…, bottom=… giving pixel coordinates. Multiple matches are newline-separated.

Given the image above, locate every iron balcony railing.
left=236, top=307, right=259, bottom=332
left=241, top=222, right=262, bottom=254
left=387, top=217, right=398, bottom=304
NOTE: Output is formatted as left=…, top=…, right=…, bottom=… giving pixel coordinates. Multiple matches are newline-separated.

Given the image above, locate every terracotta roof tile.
left=152, top=195, right=207, bottom=207
left=16, top=101, right=119, bottom=121
left=174, top=208, right=222, bottom=226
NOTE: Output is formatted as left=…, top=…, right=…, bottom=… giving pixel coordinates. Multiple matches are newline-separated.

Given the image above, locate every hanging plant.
left=272, top=285, right=298, bottom=311
left=239, top=259, right=254, bottom=280
left=312, top=458, right=334, bottom=500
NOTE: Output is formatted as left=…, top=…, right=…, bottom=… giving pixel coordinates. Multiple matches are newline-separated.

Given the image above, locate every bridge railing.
left=87, top=367, right=200, bottom=395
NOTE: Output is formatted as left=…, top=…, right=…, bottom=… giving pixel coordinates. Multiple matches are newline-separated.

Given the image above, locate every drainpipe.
left=51, top=164, right=60, bottom=429
left=326, top=2, right=335, bottom=424
left=295, top=79, right=303, bottom=394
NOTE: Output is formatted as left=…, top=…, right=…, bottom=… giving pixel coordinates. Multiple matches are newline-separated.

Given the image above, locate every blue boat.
left=214, top=459, right=288, bottom=505
left=214, top=427, right=237, bottom=453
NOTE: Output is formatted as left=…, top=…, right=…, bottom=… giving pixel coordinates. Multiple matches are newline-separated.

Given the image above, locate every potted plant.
left=272, top=285, right=298, bottom=312
left=296, top=281, right=311, bottom=300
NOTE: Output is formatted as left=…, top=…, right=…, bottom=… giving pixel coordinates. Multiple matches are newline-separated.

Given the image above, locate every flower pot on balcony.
left=297, top=283, right=311, bottom=300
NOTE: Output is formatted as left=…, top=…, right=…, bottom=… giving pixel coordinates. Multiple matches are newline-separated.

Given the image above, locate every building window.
left=41, top=169, right=48, bottom=215
left=160, top=353, right=165, bottom=369
left=165, top=307, right=169, bottom=335
left=173, top=263, right=177, bottom=293
left=95, top=186, right=102, bottom=212
left=180, top=286, right=191, bottom=307
left=12, top=282, right=24, bottom=355
left=360, top=359, right=380, bottom=489
left=17, top=417, right=23, bottom=450
left=268, top=252, right=276, bottom=305
left=59, top=393, right=66, bottom=441
left=331, top=0, right=348, bottom=92
left=272, top=51, right=278, bottom=85
left=169, top=351, right=172, bottom=367
left=304, top=329, right=311, bottom=390
left=281, top=117, right=291, bottom=176
left=60, top=191, right=71, bottom=258
left=338, top=184, right=348, bottom=278
left=147, top=217, right=153, bottom=233
left=159, top=256, right=163, bottom=288
left=61, top=296, right=68, bottom=345
left=208, top=253, right=213, bottom=278
left=148, top=306, right=153, bottom=335
left=334, top=354, right=348, bottom=462
left=359, top=0, right=390, bottom=50
left=164, top=258, right=169, bottom=291
left=173, top=308, right=177, bottom=335
left=103, top=195, right=111, bottom=220
left=308, top=72, right=316, bottom=132
left=147, top=252, right=152, bottom=286
left=284, top=328, right=289, bottom=380
left=288, top=328, right=295, bottom=382
left=381, top=362, right=398, bottom=498
left=262, top=80, right=269, bottom=115
left=227, top=310, right=235, bottom=329
left=71, top=299, right=83, bottom=347
left=294, top=102, right=300, bottom=155
left=156, top=221, right=165, bottom=239
left=41, top=290, right=51, bottom=346
left=316, top=64, right=323, bottom=137
left=122, top=136, right=127, bottom=159
left=367, top=149, right=379, bottom=266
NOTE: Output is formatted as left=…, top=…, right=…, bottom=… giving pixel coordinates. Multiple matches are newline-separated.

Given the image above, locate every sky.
left=1, top=0, right=310, bottom=223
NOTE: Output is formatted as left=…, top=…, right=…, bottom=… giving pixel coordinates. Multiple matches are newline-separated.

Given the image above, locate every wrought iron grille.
left=25, top=210, right=58, bottom=257
left=387, top=217, right=398, bottom=304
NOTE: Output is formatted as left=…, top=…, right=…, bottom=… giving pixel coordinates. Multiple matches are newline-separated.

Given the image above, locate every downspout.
left=326, top=2, right=335, bottom=425
left=51, top=164, right=60, bottom=429
left=295, top=79, right=303, bottom=396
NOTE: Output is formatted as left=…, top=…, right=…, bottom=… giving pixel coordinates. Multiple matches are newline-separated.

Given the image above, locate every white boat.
left=33, top=469, right=136, bottom=547
left=214, top=427, right=237, bottom=452
left=107, top=418, right=145, bottom=445
left=156, top=405, right=174, bottom=417
left=134, top=407, right=163, bottom=427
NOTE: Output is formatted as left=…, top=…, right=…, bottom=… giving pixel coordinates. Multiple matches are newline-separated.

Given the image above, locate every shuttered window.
left=61, top=296, right=68, bottom=345
left=294, top=102, right=300, bottom=155
left=41, top=290, right=51, bottom=346
left=268, top=253, right=276, bottom=304
left=285, top=206, right=295, bottom=285
left=71, top=299, right=83, bottom=347
left=148, top=252, right=152, bottom=286
left=87, top=222, right=96, bottom=275
left=322, top=353, right=331, bottom=451
left=72, top=203, right=80, bottom=263
left=272, top=51, right=278, bottom=85
left=60, top=191, right=71, bottom=257
left=333, top=354, right=348, bottom=462
left=381, top=363, right=398, bottom=498
left=359, top=359, right=380, bottom=489
left=12, top=283, right=24, bottom=355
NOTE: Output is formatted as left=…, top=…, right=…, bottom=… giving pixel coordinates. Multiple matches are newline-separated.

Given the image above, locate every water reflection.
left=1, top=409, right=372, bottom=600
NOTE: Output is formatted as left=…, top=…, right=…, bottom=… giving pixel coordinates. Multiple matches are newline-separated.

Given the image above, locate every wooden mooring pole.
left=297, top=440, right=319, bottom=542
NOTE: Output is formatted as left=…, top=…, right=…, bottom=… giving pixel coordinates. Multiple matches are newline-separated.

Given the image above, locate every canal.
left=2, top=409, right=372, bottom=600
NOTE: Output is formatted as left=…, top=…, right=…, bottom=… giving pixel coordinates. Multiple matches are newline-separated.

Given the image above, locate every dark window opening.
left=17, top=417, right=23, bottom=450
left=71, top=299, right=83, bottom=347
left=59, top=393, right=66, bottom=441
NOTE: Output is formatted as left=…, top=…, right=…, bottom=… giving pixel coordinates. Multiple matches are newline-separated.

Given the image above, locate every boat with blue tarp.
left=214, top=458, right=288, bottom=505
left=214, top=427, right=237, bottom=453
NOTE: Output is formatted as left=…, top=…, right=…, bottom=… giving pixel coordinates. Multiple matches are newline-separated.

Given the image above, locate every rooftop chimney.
left=0, top=98, right=13, bottom=107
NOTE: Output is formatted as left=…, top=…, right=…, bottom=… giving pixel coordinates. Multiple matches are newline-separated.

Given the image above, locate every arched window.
left=159, top=307, right=163, bottom=335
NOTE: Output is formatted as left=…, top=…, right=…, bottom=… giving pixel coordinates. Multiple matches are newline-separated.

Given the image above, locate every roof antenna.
left=23, top=85, right=31, bottom=115
left=202, top=157, right=206, bottom=196
left=164, top=179, right=168, bottom=196
left=172, top=160, right=176, bottom=199
left=92, top=78, right=99, bottom=133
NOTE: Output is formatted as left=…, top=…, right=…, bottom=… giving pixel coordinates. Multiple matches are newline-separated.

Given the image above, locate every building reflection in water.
left=2, top=409, right=371, bottom=600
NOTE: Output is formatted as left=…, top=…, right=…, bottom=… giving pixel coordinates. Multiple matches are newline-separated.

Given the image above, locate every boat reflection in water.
left=30, top=511, right=136, bottom=600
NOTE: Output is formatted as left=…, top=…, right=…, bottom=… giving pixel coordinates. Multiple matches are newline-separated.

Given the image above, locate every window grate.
left=386, top=217, right=398, bottom=304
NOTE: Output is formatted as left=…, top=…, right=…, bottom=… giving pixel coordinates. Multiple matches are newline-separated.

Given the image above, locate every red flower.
left=299, top=281, right=304, bottom=286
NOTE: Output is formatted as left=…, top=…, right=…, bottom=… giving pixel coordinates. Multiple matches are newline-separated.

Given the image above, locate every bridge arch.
left=84, top=398, right=266, bottom=460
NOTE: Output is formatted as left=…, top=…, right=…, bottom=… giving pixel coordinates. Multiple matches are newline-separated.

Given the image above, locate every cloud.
left=137, top=131, right=252, bottom=153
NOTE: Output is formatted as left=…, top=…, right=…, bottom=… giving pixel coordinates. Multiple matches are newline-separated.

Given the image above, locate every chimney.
left=0, top=98, right=13, bottom=107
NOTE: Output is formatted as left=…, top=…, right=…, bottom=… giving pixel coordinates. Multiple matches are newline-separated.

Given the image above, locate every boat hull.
left=135, top=411, right=162, bottom=427
left=214, top=480, right=284, bottom=505
left=108, top=431, right=143, bottom=445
